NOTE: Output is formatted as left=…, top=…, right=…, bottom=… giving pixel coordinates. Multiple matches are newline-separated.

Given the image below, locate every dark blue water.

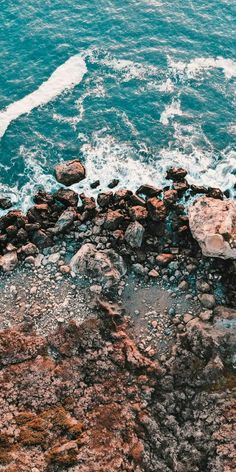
left=0, top=0, right=235, bottom=211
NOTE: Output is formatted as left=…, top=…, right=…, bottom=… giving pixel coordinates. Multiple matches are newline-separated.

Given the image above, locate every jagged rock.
left=0, top=251, right=18, bottom=272
left=125, top=221, right=145, bottom=248
left=163, top=189, right=178, bottom=206
left=54, top=188, right=79, bottom=207
left=20, top=243, right=39, bottom=257
left=129, top=205, right=148, bottom=221
left=54, top=159, right=86, bottom=186
left=104, top=210, right=124, bottom=230
left=33, top=190, right=54, bottom=205
left=31, top=229, right=52, bottom=248
left=90, top=180, right=100, bottom=189
left=108, top=179, right=119, bottom=189
left=166, top=167, right=187, bottom=182
left=70, top=243, right=126, bottom=289
left=52, top=208, right=76, bottom=234
left=0, top=197, right=12, bottom=210
left=147, top=197, right=167, bottom=222
left=189, top=197, right=236, bottom=259
left=97, top=191, right=113, bottom=208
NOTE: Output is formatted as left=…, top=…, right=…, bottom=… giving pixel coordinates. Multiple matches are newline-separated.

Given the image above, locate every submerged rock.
left=189, top=197, right=236, bottom=259
left=54, top=159, right=86, bottom=186
left=70, top=243, right=126, bottom=289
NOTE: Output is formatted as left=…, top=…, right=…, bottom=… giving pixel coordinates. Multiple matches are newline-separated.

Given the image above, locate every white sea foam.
left=160, top=98, right=185, bottom=125
left=169, top=56, right=236, bottom=79
left=0, top=54, right=87, bottom=138
left=102, top=56, right=159, bottom=82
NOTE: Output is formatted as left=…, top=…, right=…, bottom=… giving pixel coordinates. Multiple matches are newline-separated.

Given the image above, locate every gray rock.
left=70, top=243, right=126, bottom=289
left=198, top=293, right=216, bottom=309
left=52, top=209, right=76, bottom=234
left=125, top=221, right=145, bottom=248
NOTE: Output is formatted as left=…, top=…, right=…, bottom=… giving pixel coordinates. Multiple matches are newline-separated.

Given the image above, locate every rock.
left=80, top=193, right=96, bottom=213
left=47, top=441, right=79, bottom=466
left=183, top=314, right=193, bottom=324
left=0, top=329, right=45, bottom=366
left=60, top=265, right=71, bottom=274
left=163, top=189, right=178, bottom=206
left=90, top=180, right=100, bottom=189
left=0, top=197, right=12, bottom=210
left=97, top=192, right=113, bottom=208
left=0, top=251, right=18, bottom=272
left=199, top=310, right=213, bottom=321
left=196, top=280, right=211, bottom=293
left=166, top=167, right=187, bottom=182
left=54, top=159, right=86, bottom=186
left=108, top=179, right=119, bottom=189
left=136, top=184, right=162, bottom=198
left=31, top=229, right=53, bottom=248
left=125, top=221, right=145, bottom=248
left=189, top=197, right=236, bottom=259
left=178, top=280, right=189, bottom=291
left=132, top=263, right=148, bottom=275
left=70, top=243, right=126, bottom=289
left=20, top=243, right=38, bottom=257
left=156, top=253, right=174, bottom=266
left=147, top=197, right=167, bottom=222
left=207, top=187, right=224, bottom=200
left=52, top=209, right=76, bottom=234
left=173, top=181, right=189, bottom=195
left=54, top=188, right=79, bottom=207
left=148, top=269, right=159, bottom=278
left=104, top=210, right=124, bottom=230
left=129, top=205, right=148, bottom=221
left=33, top=190, right=54, bottom=205
left=198, top=293, right=216, bottom=309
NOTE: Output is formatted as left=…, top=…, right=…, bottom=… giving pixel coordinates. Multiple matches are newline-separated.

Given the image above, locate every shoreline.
left=0, top=163, right=236, bottom=471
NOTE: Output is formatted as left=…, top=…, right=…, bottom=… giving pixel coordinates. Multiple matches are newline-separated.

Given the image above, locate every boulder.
left=129, top=206, right=148, bottom=221
left=0, top=251, right=18, bottom=272
left=189, top=197, right=236, bottom=259
left=70, top=243, right=126, bottom=289
left=54, top=159, right=86, bottom=186
left=54, top=188, right=79, bottom=207
left=147, top=197, right=167, bottom=222
left=163, top=189, right=178, bottom=206
left=104, top=210, right=124, bottom=230
left=125, top=221, right=145, bottom=248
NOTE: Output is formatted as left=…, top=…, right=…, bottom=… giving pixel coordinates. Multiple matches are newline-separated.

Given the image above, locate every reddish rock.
left=0, top=329, right=46, bottom=366
left=55, top=159, right=86, bottom=186
left=173, top=181, right=189, bottom=195
left=156, top=253, right=174, bottom=266
left=166, top=167, right=187, bottom=182
left=163, top=189, right=178, bottom=206
left=97, top=191, right=113, bottom=208
left=20, top=243, right=39, bottom=257
left=104, top=210, right=124, bottom=230
left=79, top=193, right=96, bottom=213
left=0, top=251, right=18, bottom=272
left=33, top=190, right=54, bottom=205
left=147, top=197, right=167, bottom=222
left=47, top=441, right=79, bottom=466
left=54, top=188, right=79, bottom=207
left=129, top=205, right=148, bottom=221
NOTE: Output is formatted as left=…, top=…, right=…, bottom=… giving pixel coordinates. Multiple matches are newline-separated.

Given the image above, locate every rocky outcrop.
left=54, top=159, right=86, bottom=186
left=70, top=243, right=126, bottom=289
left=189, top=197, right=236, bottom=259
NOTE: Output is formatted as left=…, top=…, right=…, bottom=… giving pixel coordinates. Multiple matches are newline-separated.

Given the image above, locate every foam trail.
left=0, top=54, right=87, bottom=138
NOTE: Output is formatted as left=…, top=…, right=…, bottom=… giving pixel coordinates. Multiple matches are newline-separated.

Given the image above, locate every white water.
left=0, top=54, right=87, bottom=138
left=169, top=56, right=236, bottom=79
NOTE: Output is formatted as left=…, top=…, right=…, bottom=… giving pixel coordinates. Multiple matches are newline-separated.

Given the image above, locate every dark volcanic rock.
left=108, top=179, right=120, bottom=189
left=136, top=184, right=162, bottom=198
left=104, top=210, right=124, bottom=230
left=0, top=197, right=12, bottom=210
left=166, top=167, right=187, bottom=182
left=31, top=229, right=53, bottom=248
left=54, top=159, right=86, bottom=186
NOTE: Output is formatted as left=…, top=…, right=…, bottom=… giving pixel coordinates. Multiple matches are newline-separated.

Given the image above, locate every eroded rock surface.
left=189, top=197, right=236, bottom=259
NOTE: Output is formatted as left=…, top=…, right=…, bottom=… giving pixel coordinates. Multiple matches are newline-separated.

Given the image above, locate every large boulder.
left=70, top=243, right=126, bottom=289
left=54, top=159, right=86, bottom=186
left=189, top=197, right=236, bottom=259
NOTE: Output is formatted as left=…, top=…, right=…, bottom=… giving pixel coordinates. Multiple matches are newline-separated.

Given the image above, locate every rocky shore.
left=0, top=161, right=235, bottom=471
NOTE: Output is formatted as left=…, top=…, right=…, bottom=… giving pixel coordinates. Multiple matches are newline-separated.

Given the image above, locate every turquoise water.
left=0, top=0, right=235, bottom=210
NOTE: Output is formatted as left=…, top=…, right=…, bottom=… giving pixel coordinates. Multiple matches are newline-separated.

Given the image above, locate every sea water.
left=0, top=0, right=235, bottom=211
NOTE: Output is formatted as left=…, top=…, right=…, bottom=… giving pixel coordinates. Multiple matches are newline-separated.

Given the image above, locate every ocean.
left=0, top=0, right=235, bottom=212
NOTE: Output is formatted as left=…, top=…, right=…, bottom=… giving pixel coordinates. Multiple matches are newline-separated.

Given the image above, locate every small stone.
left=199, top=310, right=213, bottom=321
left=196, top=280, right=211, bottom=293
left=178, top=280, right=189, bottom=291
left=168, top=307, right=176, bottom=317
left=183, top=313, right=193, bottom=324
left=148, top=269, right=159, bottom=278
left=151, top=320, right=158, bottom=328
left=198, top=293, right=216, bottom=309
left=60, top=265, right=71, bottom=274
left=30, top=286, right=37, bottom=295
left=89, top=285, right=102, bottom=294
